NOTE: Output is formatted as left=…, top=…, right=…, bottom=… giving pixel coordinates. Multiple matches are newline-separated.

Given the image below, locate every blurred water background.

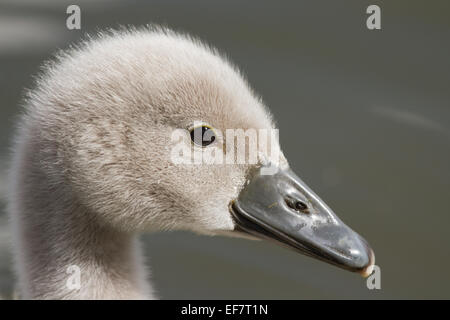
left=0, top=0, right=449, bottom=299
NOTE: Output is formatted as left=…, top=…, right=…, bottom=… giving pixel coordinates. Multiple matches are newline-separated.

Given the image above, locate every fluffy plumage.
left=7, top=27, right=286, bottom=299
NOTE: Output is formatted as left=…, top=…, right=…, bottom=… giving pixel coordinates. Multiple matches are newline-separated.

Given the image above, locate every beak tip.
left=359, top=248, right=375, bottom=278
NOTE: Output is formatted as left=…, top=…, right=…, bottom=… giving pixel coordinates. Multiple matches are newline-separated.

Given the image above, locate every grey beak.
left=230, top=166, right=375, bottom=277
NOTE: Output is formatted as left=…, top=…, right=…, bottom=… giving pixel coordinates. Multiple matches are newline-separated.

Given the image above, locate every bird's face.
left=143, top=76, right=374, bottom=276
left=59, top=30, right=374, bottom=276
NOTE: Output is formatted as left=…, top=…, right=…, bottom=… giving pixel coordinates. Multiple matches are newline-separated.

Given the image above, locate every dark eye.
left=285, top=196, right=309, bottom=214
left=190, top=125, right=216, bottom=147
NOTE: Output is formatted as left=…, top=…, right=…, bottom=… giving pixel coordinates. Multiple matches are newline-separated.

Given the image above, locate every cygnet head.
left=28, top=27, right=374, bottom=275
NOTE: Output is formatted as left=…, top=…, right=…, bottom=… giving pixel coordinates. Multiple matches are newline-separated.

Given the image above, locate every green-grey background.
left=0, top=0, right=449, bottom=299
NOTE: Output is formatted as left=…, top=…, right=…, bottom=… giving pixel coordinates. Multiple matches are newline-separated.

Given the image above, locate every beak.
left=230, top=165, right=375, bottom=277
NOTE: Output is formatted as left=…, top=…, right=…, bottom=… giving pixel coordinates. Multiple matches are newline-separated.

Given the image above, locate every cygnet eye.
left=189, top=125, right=216, bottom=147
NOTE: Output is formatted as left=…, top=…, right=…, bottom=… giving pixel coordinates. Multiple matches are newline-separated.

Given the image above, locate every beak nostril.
left=285, top=197, right=309, bottom=214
